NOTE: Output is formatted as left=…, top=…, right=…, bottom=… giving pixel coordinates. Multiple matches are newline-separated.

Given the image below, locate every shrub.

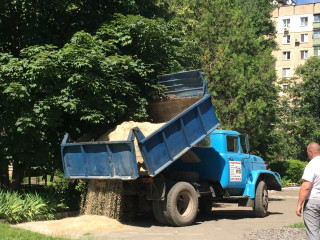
left=0, top=191, right=24, bottom=223
left=270, top=159, right=308, bottom=185
left=48, top=170, right=85, bottom=212
left=283, top=160, right=308, bottom=183
left=0, top=190, right=68, bottom=223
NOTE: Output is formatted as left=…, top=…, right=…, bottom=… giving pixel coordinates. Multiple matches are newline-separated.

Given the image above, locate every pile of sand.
left=14, top=215, right=133, bottom=238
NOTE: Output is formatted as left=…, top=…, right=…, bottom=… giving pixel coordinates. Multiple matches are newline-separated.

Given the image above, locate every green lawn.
left=0, top=222, right=71, bottom=240
left=288, top=222, right=305, bottom=228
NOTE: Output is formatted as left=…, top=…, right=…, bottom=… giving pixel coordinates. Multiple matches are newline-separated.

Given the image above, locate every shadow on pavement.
left=269, top=198, right=285, bottom=202
left=120, top=208, right=283, bottom=229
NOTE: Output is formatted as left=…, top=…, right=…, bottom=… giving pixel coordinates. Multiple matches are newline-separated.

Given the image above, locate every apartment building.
left=272, top=3, right=320, bottom=91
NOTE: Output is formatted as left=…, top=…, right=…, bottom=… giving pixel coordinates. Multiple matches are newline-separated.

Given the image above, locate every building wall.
left=272, top=3, right=320, bottom=90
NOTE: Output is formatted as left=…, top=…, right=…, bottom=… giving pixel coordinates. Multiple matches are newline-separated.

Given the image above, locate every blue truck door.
left=226, top=135, right=247, bottom=189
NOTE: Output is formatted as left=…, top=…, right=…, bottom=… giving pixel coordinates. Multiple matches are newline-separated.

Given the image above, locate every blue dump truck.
left=61, top=70, right=281, bottom=227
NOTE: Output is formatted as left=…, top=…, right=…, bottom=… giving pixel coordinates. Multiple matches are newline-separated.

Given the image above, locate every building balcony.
left=313, top=39, right=320, bottom=46
left=313, top=23, right=320, bottom=29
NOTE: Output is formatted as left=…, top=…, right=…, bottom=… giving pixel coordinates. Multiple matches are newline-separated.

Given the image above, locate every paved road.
left=93, top=187, right=302, bottom=240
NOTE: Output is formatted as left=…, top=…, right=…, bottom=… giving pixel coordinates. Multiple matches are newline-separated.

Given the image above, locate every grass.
left=0, top=222, right=71, bottom=240
left=288, top=222, right=305, bottom=228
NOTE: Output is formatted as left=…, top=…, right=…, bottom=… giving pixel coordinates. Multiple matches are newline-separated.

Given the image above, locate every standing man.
left=296, top=142, right=320, bottom=240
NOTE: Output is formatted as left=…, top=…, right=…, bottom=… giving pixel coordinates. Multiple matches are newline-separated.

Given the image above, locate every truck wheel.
left=165, top=182, right=198, bottom=226
left=253, top=180, right=268, bottom=217
left=152, top=200, right=168, bottom=225
left=199, top=197, right=213, bottom=216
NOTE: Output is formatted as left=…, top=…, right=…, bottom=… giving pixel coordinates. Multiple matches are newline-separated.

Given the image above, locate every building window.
left=283, top=19, right=290, bottom=28
left=313, top=30, right=320, bottom=39
left=314, top=46, right=320, bottom=56
left=282, top=68, right=290, bottom=78
left=300, top=33, right=308, bottom=43
left=282, top=35, right=291, bottom=44
left=301, top=50, right=308, bottom=60
left=300, top=17, right=308, bottom=26
left=314, top=14, right=320, bottom=22
left=283, top=51, right=291, bottom=60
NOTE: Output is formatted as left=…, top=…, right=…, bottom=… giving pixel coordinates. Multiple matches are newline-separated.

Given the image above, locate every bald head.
left=307, top=142, right=320, bottom=159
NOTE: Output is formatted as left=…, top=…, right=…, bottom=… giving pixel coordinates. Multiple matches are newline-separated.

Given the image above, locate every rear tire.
left=165, top=182, right=198, bottom=226
left=253, top=180, right=268, bottom=217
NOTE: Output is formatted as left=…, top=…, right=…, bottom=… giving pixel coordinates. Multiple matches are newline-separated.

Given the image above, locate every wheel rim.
left=176, top=191, right=193, bottom=217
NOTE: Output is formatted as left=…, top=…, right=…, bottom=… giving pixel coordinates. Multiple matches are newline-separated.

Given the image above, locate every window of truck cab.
left=239, top=135, right=248, bottom=153
left=196, top=136, right=211, bottom=147
left=226, top=136, right=239, bottom=153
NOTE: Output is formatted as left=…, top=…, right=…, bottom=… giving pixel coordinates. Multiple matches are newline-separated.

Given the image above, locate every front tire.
left=253, top=180, right=268, bottom=217
left=165, top=182, right=198, bottom=226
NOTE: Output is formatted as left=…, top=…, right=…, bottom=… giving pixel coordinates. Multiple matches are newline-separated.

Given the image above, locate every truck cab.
left=193, top=130, right=281, bottom=194
left=164, top=129, right=281, bottom=224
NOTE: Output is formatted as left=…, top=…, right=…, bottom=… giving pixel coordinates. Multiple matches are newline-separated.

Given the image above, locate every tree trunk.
left=0, top=166, right=9, bottom=188
left=50, top=173, right=54, bottom=182
left=11, top=161, right=25, bottom=189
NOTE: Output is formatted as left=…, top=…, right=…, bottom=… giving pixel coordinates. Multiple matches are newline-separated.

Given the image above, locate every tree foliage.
left=1, top=0, right=281, bottom=187
left=0, top=0, right=167, bottom=56
left=0, top=14, right=188, bottom=187
left=278, top=57, right=320, bottom=161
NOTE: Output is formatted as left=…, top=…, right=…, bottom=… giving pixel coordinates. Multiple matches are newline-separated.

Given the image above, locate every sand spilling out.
left=82, top=179, right=124, bottom=219
left=83, top=121, right=165, bottom=221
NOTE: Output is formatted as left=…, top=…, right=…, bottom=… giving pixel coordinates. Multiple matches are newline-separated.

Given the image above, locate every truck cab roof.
left=210, top=129, right=240, bottom=136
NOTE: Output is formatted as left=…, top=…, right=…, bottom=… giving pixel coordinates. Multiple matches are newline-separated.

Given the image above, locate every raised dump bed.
left=61, top=70, right=220, bottom=179
left=134, top=94, right=219, bottom=177
left=148, top=70, right=207, bottom=122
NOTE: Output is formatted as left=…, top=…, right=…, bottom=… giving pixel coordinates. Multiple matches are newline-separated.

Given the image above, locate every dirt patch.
left=14, top=215, right=134, bottom=238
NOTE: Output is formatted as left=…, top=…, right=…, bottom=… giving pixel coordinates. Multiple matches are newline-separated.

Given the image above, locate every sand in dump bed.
left=98, top=121, right=165, bottom=141
left=14, top=215, right=133, bottom=238
left=98, top=121, right=165, bottom=164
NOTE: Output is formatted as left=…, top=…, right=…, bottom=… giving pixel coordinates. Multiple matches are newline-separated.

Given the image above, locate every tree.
left=0, top=14, right=189, bottom=188
left=0, top=0, right=167, bottom=56
left=278, top=57, right=320, bottom=161
left=163, top=0, right=279, bottom=160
